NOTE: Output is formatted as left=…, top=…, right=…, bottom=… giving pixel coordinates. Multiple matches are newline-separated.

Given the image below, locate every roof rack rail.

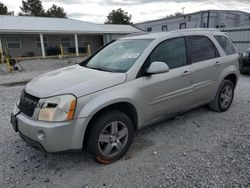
left=172, top=28, right=220, bottom=32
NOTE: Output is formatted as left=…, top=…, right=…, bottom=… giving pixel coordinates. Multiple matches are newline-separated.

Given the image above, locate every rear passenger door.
left=186, top=35, right=222, bottom=107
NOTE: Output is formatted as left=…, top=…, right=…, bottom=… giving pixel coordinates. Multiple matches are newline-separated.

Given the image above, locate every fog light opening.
left=37, top=130, right=46, bottom=141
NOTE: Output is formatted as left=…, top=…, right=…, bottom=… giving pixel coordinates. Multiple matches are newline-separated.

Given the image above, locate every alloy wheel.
left=98, top=121, right=129, bottom=157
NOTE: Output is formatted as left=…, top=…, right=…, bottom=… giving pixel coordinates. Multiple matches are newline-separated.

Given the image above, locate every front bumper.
left=12, top=105, right=90, bottom=152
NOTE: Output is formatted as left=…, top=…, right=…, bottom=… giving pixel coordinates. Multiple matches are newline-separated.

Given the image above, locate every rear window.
left=187, top=36, right=218, bottom=63
left=214, top=35, right=236, bottom=55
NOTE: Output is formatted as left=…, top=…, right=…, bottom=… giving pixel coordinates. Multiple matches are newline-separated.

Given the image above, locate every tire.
left=209, top=79, right=235, bottom=112
left=87, top=109, right=134, bottom=164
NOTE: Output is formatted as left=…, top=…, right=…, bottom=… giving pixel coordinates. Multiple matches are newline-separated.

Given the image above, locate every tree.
left=46, top=4, right=67, bottom=18
left=0, top=3, right=14, bottom=15
left=105, top=8, right=132, bottom=24
left=19, top=0, right=46, bottom=16
left=166, top=12, right=183, bottom=18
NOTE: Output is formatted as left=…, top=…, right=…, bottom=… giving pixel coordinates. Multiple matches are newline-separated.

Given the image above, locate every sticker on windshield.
left=121, top=53, right=140, bottom=59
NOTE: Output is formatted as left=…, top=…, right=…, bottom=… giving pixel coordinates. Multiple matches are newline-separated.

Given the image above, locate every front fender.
left=76, top=81, right=144, bottom=127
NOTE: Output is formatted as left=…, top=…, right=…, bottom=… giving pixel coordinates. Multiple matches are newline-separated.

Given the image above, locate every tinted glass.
left=84, top=39, right=153, bottom=72
left=214, top=35, right=236, bottom=55
left=188, top=36, right=217, bottom=63
left=150, top=37, right=187, bottom=69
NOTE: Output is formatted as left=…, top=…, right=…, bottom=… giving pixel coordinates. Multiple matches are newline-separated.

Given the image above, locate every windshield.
left=82, top=39, right=153, bottom=72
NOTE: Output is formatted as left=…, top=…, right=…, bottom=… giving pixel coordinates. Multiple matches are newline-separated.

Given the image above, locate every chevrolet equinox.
left=11, top=29, right=239, bottom=163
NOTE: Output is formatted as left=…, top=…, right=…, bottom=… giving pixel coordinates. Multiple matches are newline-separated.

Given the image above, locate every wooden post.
left=60, top=44, right=64, bottom=59
left=0, top=37, right=3, bottom=63
left=74, top=34, right=79, bottom=56
left=87, top=44, right=91, bottom=56
left=5, top=53, right=12, bottom=73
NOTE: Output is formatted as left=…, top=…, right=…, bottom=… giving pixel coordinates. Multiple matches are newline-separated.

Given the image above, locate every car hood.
left=25, top=64, right=127, bottom=98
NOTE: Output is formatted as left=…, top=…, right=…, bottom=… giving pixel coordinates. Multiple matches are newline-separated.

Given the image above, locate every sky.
left=1, top=0, right=250, bottom=23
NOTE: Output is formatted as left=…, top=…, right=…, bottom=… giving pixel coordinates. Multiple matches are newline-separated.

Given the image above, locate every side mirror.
left=146, top=61, right=170, bottom=74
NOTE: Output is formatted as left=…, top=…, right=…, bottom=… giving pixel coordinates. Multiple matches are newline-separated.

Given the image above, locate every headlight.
left=38, top=94, right=76, bottom=122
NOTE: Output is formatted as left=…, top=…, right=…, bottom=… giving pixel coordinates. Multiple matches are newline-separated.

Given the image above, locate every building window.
left=146, top=27, right=152, bottom=32
left=162, top=25, right=168, bottom=31
left=60, top=37, right=72, bottom=48
left=36, top=36, right=48, bottom=48
left=83, top=41, right=91, bottom=53
left=6, top=35, right=21, bottom=49
left=83, top=41, right=91, bottom=48
left=179, top=23, right=186, bottom=30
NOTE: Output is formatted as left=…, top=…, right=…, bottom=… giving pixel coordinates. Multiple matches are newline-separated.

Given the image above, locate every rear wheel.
left=87, top=110, right=134, bottom=164
left=209, top=80, right=234, bottom=112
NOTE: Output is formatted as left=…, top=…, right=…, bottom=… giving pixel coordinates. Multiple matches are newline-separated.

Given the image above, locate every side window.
left=150, top=37, right=187, bottom=69
left=180, top=23, right=186, bottom=30
left=187, top=36, right=217, bottom=63
left=214, top=35, right=236, bottom=55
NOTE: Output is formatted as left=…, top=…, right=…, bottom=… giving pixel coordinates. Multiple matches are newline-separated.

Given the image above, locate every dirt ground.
left=0, top=59, right=250, bottom=188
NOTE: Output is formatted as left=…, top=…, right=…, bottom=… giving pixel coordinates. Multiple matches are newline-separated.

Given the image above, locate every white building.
left=0, top=16, right=140, bottom=58
left=134, top=10, right=250, bottom=32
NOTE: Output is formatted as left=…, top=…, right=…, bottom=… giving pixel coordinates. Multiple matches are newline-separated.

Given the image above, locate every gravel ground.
left=0, top=60, right=250, bottom=187
left=0, top=58, right=83, bottom=85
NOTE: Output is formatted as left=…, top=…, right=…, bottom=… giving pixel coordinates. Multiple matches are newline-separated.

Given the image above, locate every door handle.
left=181, top=71, right=191, bottom=76
left=214, top=61, right=222, bottom=66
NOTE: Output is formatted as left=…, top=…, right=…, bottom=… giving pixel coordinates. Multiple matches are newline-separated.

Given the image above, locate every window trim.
left=35, top=36, right=48, bottom=48
left=82, top=40, right=92, bottom=53
left=6, top=35, right=21, bottom=49
left=82, top=40, right=92, bottom=48
left=162, top=25, right=168, bottom=32
left=60, top=36, right=72, bottom=48
left=179, top=23, right=186, bottom=30
left=137, top=36, right=189, bottom=78
left=185, top=35, right=220, bottom=64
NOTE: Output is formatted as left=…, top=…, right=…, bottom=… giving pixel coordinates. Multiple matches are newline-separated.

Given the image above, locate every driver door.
left=141, top=37, right=193, bottom=124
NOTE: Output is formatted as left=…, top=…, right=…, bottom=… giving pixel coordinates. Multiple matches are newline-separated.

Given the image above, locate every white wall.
left=134, top=10, right=250, bottom=33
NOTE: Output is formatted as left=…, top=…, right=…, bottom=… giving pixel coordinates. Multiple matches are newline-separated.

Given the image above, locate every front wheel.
left=87, top=110, right=134, bottom=164
left=209, top=80, right=235, bottom=112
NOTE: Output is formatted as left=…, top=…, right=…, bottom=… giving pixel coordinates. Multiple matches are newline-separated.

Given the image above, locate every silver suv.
left=11, top=29, right=239, bottom=163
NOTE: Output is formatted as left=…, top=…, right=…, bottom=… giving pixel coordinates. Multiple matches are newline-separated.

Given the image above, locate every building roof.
left=222, top=26, right=250, bottom=31
left=122, top=28, right=222, bottom=40
left=134, top=9, right=250, bottom=25
left=0, top=15, right=140, bottom=34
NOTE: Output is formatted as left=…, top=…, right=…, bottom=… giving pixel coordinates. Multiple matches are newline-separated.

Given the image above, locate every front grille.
left=18, top=91, right=40, bottom=117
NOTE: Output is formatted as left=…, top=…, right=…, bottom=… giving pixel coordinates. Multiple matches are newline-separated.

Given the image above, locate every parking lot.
left=0, top=59, right=250, bottom=188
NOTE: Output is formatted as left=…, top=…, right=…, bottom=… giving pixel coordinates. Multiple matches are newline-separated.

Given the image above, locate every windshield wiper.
left=84, top=66, right=109, bottom=72
left=84, top=65, right=123, bottom=73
